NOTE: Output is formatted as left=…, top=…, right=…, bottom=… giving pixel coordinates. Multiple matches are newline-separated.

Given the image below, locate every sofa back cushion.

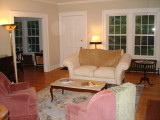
left=79, top=49, right=123, bottom=67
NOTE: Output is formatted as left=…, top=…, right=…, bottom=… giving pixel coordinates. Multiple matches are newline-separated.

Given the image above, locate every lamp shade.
left=2, top=24, right=17, bottom=33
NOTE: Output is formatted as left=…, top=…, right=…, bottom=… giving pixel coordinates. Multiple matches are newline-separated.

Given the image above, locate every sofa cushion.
left=79, top=49, right=123, bottom=67
left=74, top=66, right=97, bottom=77
left=94, top=67, right=115, bottom=79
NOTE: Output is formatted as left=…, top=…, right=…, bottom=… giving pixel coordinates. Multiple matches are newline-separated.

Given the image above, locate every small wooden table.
left=135, top=60, right=155, bottom=86
left=50, top=78, right=106, bottom=102
left=0, top=104, right=8, bottom=120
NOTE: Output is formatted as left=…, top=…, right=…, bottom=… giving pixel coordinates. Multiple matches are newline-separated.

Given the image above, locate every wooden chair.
left=34, top=52, right=43, bottom=70
left=16, top=51, right=24, bottom=73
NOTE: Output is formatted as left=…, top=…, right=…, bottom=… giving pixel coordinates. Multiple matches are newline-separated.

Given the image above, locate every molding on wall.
left=58, top=0, right=118, bottom=5
left=34, top=0, right=118, bottom=5
left=50, top=64, right=60, bottom=71
left=34, top=0, right=57, bottom=5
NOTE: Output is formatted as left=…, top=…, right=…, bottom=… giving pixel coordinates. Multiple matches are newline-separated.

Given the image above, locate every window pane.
left=115, top=16, right=120, bottom=25
left=121, top=25, right=126, bottom=34
left=148, top=46, right=154, bottom=55
left=32, top=45, right=35, bottom=52
left=109, top=45, right=114, bottom=50
left=109, top=26, right=114, bottom=34
left=109, top=16, right=114, bottom=25
left=142, top=15, right=148, bottom=24
left=115, top=45, right=120, bottom=49
left=142, top=25, right=148, bottom=34
left=32, top=29, right=36, bottom=36
left=28, top=29, right=31, bottom=36
left=36, top=45, right=39, bottom=52
left=141, top=46, right=147, bottom=55
left=149, top=15, right=154, bottom=24
left=135, top=46, right=140, bottom=55
left=36, top=28, right=39, bottom=36
left=109, top=36, right=114, bottom=44
left=142, top=36, right=147, bottom=45
left=136, top=16, right=141, bottom=24
left=115, top=36, right=120, bottom=44
left=149, top=25, right=154, bottom=34
left=36, top=37, right=39, bottom=44
left=121, top=16, right=126, bottom=24
left=148, top=36, right=154, bottom=45
left=121, top=36, right=126, bottom=45
left=28, top=45, right=31, bottom=52
left=115, top=26, right=120, bottom=34
left=135, top=25, right=141, bottom=34
left=135, top=36, right=140, bottom=45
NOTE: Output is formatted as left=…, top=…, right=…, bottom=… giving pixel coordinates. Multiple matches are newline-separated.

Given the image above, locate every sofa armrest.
left=63, top=52, right=80, bottom=78
left=115, top=53, right=131, bottom=85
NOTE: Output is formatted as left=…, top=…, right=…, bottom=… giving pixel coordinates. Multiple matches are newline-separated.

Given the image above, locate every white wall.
left=0, top=0, right=60, bottom=70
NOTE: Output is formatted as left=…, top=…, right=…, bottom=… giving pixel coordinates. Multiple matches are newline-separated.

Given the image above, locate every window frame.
left=133, top=13, right=156, bottom=57
left=108, top=15, right=127, bottom=52
left=102, top=8, right=160, bottom=60
left=15, top=18, right=42, bottom=54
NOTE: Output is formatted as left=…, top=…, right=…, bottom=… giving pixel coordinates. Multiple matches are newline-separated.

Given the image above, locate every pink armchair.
left=65, top=83, right=136, bottom=120
left=0, top=72, right=39, bottom=120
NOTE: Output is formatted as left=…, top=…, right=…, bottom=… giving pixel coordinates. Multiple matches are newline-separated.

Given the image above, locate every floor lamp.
left=2, top=24, right=17, bottom=82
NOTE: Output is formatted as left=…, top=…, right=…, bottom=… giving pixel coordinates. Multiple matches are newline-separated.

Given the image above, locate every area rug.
left=37, top=84, right=143, bottom=120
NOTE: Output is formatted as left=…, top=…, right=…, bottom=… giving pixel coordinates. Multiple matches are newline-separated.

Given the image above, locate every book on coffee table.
left=81, top=81, right=102, bottom=87
left=59, top=78, right=74, bottom=85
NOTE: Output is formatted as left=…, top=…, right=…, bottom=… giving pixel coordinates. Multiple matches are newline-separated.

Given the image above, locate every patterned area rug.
left=37, top=84, right=143, bottom=120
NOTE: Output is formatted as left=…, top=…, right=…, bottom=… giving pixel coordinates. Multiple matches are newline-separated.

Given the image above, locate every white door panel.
left=60, top=12, right=87, bottom=66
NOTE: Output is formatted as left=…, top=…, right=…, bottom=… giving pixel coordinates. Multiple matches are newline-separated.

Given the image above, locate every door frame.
left=59, top=11, right=87, bottom=66
left=10, top=11, right=50, bottom=81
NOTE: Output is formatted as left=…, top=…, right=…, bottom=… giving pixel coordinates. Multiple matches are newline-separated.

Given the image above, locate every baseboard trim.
left=49, top=64, right=60, bottom=71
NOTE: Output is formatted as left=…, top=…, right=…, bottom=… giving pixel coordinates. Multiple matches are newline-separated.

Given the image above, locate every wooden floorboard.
left=18, top=65, right=160, bottom=120
left=145, top=99, right=160, bottom=120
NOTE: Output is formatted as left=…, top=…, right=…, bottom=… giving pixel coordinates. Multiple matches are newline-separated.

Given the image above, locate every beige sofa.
left=63, top=49, right=131, bottom=85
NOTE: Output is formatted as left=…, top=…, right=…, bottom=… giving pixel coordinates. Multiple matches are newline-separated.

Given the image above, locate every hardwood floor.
left=18, top=65, right=160, bottom=120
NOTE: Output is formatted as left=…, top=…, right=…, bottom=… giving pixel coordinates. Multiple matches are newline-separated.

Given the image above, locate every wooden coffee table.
left=50, top=78, right=107, bottom=102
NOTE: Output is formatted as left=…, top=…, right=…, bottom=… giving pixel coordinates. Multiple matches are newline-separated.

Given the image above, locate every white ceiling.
left=34, top=0, right=115, bottom=5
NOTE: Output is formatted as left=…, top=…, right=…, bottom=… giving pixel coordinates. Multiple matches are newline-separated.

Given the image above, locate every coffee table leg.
left=50, top=86, right=53, bottom=102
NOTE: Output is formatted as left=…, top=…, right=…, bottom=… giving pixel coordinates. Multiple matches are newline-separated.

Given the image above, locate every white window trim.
left=102, top=8, right=160, bottom=60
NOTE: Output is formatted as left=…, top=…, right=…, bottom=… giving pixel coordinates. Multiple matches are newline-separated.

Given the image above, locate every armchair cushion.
left=94, top=67, right=115, bottom=78
left=74, top=66, right=97, bottom=77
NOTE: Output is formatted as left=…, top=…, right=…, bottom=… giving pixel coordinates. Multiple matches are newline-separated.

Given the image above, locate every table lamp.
left=90, top=35, right=102, bottom=49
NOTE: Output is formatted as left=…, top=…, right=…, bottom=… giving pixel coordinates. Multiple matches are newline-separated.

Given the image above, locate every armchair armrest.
left=4, top=93, right=30, bottom=116
left=63, top=52, right=80, bottom=78
left=65, top=102, right=87, bottom=120
left=115, top=53, right=131, bottom=85
left=10, top=82, right=29, bottom=92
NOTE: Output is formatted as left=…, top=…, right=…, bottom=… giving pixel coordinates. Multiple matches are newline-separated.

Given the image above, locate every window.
left=15, top=18, right=41, bottom=54
left=27, top=21, right=40, bottom=52
left=15, top=22, right=23, bottom=51
left=103, top=8, right=160, bottom=59
left=134, top=15, right=155, bottom=56
left=108, top=16, right=127, bottom=52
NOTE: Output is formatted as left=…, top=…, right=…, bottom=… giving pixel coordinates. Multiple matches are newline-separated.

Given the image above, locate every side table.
left=134, top=60, right=154, bottom=86
left=0, top=104, right=8, bottom=120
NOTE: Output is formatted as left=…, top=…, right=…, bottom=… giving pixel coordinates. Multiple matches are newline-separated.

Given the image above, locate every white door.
left=59, top=11, right=87, bottom=66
